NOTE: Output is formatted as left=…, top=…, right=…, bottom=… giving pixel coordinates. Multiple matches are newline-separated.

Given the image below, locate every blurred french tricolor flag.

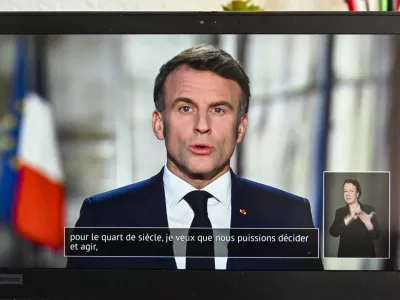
left=0, top=36, right=65, bottom=250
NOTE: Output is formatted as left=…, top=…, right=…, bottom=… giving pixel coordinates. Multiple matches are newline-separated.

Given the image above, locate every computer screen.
left=0, top=13, right=399, bottom=298
left=0, top=32, right=394, bottom=272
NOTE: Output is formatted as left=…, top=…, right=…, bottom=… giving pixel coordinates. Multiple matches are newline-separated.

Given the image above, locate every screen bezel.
left=0, top=12, right=399, bottom=300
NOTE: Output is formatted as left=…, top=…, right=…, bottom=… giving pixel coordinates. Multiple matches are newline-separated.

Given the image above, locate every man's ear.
left=152, top=110, right=165, bottom=140
left=236, top=114, right=248, bottom=143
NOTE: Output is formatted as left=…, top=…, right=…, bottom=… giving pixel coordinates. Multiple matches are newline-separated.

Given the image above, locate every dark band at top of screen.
left=0, top=12, right=400, bottom=34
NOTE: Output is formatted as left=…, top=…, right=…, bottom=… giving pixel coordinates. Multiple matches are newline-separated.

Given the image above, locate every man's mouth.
left=190, top=144, right=213, bottom=155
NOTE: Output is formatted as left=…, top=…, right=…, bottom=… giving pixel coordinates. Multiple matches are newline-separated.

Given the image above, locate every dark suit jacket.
left=329, top=202, right=380, bottom=257
left=66, top=167, right=324, bottom=270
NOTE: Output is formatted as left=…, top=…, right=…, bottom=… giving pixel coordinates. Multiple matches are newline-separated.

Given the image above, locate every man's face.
left=152, top=65, right=247, bottom=180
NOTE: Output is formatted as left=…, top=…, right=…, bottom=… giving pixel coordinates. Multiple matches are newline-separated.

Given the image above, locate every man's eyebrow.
left=171, top=98, right=234, bottom=110
left=171, top=97, right=197, bottom=108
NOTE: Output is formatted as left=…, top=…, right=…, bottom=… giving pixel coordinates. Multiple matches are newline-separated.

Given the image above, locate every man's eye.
left=179, top=106, right=192, bottom=112
left=213, top=107, right=225, bottom=113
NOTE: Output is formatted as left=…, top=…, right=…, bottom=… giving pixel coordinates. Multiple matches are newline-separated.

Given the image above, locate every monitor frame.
left=0, top=12, right=399, bottom=300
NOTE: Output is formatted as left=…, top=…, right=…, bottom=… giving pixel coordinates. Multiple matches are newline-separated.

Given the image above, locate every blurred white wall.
left=244, top=34, right=318, bottom=200
left=48, top=36, right=123, bottom=229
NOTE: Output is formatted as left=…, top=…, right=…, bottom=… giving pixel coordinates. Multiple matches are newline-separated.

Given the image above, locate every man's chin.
left=185, top=163, right=230, bottom=181
left=168, top=156, right=230, bottom=181
left=185, top=167, right=215, bottom=180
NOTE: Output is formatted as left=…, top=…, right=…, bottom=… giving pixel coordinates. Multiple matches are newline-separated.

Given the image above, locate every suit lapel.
left=147, top=167, right=170, bottom=228
left=227, top=170, right=251, bottom=270
left=145, top=167, right=177, bottom=269
left=230, top=169, right=250, bottom=229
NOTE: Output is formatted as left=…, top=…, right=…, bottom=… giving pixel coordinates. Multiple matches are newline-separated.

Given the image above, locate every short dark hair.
left=153, top=44, right=251, bottom=121
left=343, top=179, right=362, bottom=199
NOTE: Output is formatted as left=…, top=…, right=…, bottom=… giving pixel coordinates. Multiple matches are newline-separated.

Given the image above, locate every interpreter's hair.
left=153, top=44, right=251, bottom=122
left=343, top=179, right=362, bottom=199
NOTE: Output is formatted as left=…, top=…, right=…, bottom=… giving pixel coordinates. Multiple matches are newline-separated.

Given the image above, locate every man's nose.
left=194, top=111, right=211, bottom=133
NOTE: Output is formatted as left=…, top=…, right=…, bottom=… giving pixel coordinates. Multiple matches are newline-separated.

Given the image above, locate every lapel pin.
left=239, top=209, right=247, bottom=215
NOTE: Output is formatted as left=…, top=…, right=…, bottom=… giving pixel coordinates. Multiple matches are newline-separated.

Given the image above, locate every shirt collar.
left=163, top=163, right=231, bottom=210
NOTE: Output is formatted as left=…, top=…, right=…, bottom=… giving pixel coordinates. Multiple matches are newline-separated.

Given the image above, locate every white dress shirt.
left=163, top=164, right=232, bottom=270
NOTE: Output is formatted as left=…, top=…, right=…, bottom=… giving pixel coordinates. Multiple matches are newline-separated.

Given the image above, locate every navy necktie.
left=184, top=190, right=215, bottom=269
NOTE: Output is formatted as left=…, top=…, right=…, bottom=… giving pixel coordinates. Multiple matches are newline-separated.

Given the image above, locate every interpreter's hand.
left=350, top=207, right=362, bottom=220
left=344, top=212, right=357, bottom=226
left=359, top=211, right=375, bottom=231
left=350, top=210, right=358, bottom=220
left=359, top=211, right=375, bottom=224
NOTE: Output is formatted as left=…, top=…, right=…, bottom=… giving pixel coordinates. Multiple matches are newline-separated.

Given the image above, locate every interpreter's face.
left=343, top=183, right=358, bottom=205
left=152, top=65, right=247, bottom=180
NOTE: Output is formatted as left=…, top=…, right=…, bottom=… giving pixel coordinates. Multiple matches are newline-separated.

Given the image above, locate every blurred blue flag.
left=0, top=37, right=28, bottom=224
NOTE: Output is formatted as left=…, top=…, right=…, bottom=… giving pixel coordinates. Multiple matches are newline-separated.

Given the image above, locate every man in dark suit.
left=66, top=44, right=323, bottom=270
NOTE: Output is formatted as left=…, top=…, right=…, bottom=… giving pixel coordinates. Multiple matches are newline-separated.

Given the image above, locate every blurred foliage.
left=222, top=0, right=263, bottom=11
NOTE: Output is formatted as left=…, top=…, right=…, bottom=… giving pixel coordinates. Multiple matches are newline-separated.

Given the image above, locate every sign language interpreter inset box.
left=323, top=171, right=390, bottom=259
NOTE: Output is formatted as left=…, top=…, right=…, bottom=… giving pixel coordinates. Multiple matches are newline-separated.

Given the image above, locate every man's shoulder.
left=72, top=170, right=165, bottom=227
left=88, top=172, right=160, bottom=205
left=237, top=176, right=308, bottom=206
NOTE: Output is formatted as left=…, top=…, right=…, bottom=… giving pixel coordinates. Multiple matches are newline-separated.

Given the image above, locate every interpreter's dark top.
left=329, top=202, right=380, bottom=258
